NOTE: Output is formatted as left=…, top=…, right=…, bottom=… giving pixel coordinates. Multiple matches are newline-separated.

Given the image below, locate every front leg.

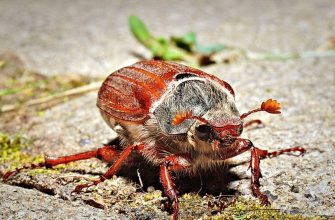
left=217, top=138, right=271, bottom=205
left=160, top=154, right=192, bottom=220
left=217, top=138, right=305, bottom=205
left=250, top=145, right=305, bottom=205
left=250, top=147, right=270, bottom=205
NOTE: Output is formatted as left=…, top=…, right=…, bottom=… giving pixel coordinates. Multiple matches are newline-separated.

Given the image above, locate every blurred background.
left=0, top=0, right=333, bottom=76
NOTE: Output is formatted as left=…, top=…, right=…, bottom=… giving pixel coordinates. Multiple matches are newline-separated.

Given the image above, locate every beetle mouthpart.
left=209, top=117, right=241, bottom=128
left=211, top=137, right=235, bottom=149
left=211, top=140, right=220, bottom=151
left=219, top=130, right=230, bottom=138
left=213, top=124, right=242, bottom=138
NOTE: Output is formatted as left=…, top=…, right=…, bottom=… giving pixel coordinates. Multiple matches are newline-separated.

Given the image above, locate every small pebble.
left=147, top=186, right=155, bottom=192
left=290, top=185, right=299, bottom=193
left=79, top=138, right=92, bottom=146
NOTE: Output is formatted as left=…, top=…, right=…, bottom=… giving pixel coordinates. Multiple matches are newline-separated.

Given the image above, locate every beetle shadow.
left=129, top=51, right=147, bottom=60
left=176, top=165, right=240, bottom=196
left=117, top=158, right=240, bottom=197
left=108, top=138, right=242, bottom=196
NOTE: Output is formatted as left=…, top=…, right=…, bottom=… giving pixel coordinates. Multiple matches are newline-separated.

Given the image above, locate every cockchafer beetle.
left=3, top=60, right=305, bottom=219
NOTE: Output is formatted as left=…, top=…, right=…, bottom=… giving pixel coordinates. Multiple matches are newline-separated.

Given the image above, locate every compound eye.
left=195, top=125, right=212, bottom=141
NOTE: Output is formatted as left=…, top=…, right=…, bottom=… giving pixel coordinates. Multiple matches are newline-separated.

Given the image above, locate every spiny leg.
left=2, top=145, right=119, bottom=182
left=250, top=145, right=305, bottom=205
left=250, top=147, right=270, bottom=205
left=219, top=139, right=271, bottom=205
left=244, top=119, right=262, bottom=128
left=2, top=161, right=45, bottom=181
left=258, top=146, right=305, bottom=159
left=217, top=138, right=305, bottom=205
left=72, top=143, right=144, bottom=193
left=160, top=154, right=192, bottom=220
left=217, top=138, right=253, bottom=160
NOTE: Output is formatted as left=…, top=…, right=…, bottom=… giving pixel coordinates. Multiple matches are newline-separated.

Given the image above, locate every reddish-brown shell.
left=97, top=60, right=234, bottom=123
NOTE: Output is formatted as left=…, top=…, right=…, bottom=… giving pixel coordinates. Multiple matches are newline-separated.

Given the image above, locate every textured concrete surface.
left=0, top=184, right=127, bottom=220
left=0, top=0, right=334, bottom=219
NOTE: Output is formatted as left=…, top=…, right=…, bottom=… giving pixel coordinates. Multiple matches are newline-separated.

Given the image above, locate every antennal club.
left=172, top=110, right=193, bottom=125
left=240, top=99, right=281, bottom=120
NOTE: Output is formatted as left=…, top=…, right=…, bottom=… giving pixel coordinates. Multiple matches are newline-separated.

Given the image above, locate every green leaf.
left=162, top=48, right=186, bottom=60
left=129, top=15, right=153, bottom=46
left=0, top=60, right=6, bottom=68
left=196, top=43, right=227, bottom=54
left=0, top=88, right=22, bottom=96
left=129, top=15, right=169, bottom=57
left=171, top=32, right=197, bottom=52
left=181, top=32, right=197, bottom=45
left=128, top=15, right=199, bottom=65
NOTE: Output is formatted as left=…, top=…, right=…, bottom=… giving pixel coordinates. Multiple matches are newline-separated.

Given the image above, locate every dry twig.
left=1, top=81, right=102, bottom=113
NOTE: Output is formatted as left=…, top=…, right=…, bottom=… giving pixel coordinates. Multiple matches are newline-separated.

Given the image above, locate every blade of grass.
left=246, top=50, right=335, bottom=60
left=129, top=15, right=199, bottom=65
left=0, top=88, right=23, bottom=96
left=0, top=60, right=6, bottom=68
left=1, top=81, right=102, bottom=113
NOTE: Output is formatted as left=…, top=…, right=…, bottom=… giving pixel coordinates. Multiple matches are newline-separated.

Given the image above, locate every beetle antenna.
left=172, top=110, right=193, bottom=125
left=240, top=99, right=281, bottom=120
left=172, top=110, right=209, bottom=125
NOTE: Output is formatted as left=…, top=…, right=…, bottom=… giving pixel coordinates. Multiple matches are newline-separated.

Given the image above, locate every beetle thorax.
left=151, top=77, right=236, bottom=135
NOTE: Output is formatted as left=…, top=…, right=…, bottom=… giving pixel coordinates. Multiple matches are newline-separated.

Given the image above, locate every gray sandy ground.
left=0, top=184, right=128, bottom=220
left=0, top=0, right=334, bottom=219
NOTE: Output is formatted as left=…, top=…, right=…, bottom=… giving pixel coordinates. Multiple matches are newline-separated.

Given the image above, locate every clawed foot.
left=292, top=147, right=306, bottom=156
left=266, top=146, right=306, bottom=158
left=72, top=179, right=101, bottom=194
left=2, top=162, right=45, bottom=182
left=208, top=196, right=237, bottom=213
left=258, top=194, right=271, bottom=206
left=2, top=170, right=17, bottom=182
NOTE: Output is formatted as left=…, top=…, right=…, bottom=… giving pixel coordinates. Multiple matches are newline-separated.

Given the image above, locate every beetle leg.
left=250, top=147, right=270, bottom=205
left=2, top=161, right=45, bottom=182
left=243, top=119, right=263, bottom=128
left=160, top=154, right=192, bottom=220
left=45, top=145, right=120, bottom=167
left=220, top=139, right=271, bottom=205
left=215, top=139, right=271, bottom=204
left=217, top=138, right=253, bottom=160
left=257, top=146, right=306, bottom=159
left=217, top=139, right=305, bottom=205
left=251, top=146, right=305, bottom=205
left=2, top=145, right=119, bottom=182
left=72, top=143, right=144, bottom=193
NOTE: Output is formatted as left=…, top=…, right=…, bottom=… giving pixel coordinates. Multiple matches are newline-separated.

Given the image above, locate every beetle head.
left=198, top=108, right=243, bottom=151
left=153, top=77, right=239, bottom=134
left=153, top=77, right=243, bottom=152
left=173, top=101, right=243, bottom=152
left=193, top=120, right=243, bottom=151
